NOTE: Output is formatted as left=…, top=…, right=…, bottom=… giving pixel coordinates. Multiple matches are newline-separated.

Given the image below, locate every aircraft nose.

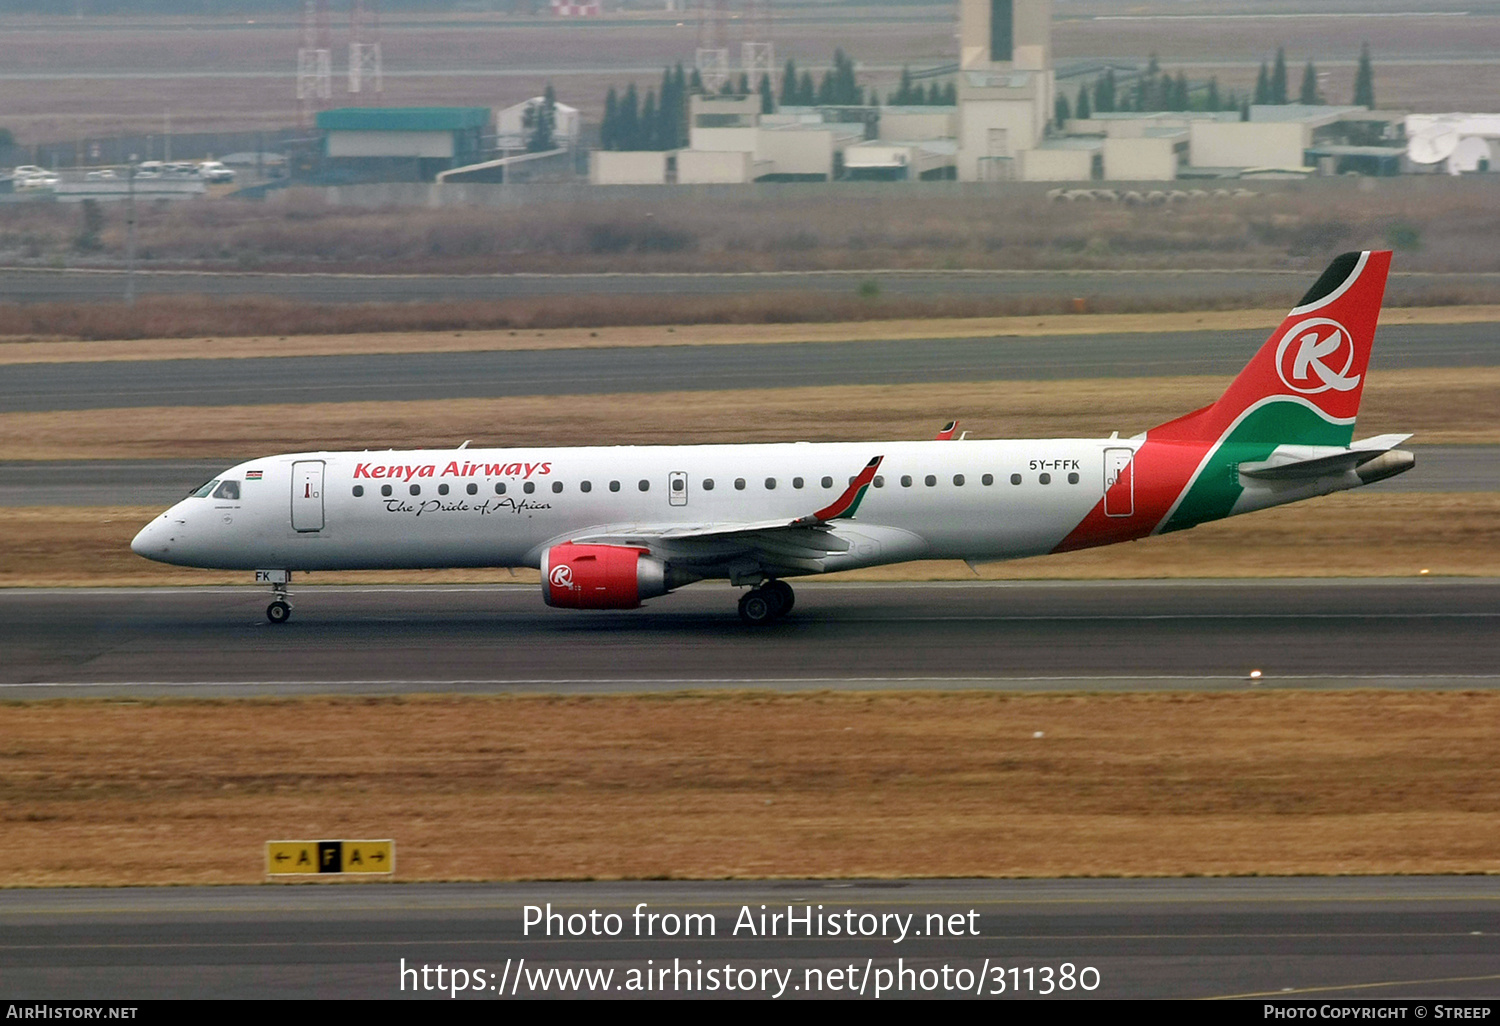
left=131, top=517, right=167, bottom=559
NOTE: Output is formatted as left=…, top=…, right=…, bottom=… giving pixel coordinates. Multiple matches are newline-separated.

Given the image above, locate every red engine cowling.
left=541, top=543, right=670, bottom=609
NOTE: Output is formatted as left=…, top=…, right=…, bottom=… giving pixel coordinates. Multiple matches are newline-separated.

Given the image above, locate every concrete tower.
left=955, top=0, right=1054, bottom=181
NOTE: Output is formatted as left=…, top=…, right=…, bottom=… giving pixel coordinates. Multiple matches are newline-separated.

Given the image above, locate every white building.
left=956, top=0, right=1055, bottom=181
left=496, top=97, right=581, bottom=151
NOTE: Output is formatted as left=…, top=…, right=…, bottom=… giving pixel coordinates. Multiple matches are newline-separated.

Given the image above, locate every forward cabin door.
left=1103, top=448, right=1134, bottom=518
left=291, top=460, right=325, bottom=532
left=668, top=471, right=689, bottom=507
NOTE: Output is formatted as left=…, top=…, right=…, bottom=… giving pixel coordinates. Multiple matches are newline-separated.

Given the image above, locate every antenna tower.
left=349, top=0, right=384, bottom=99
left=740, top=0, right=774, bottom=95
left=297, top=0, right=333, bottom=127
left=695, top=0, right=730, bottom=94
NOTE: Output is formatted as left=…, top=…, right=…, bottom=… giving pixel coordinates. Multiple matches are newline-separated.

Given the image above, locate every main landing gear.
left=738, top=579, right=795, bottom=625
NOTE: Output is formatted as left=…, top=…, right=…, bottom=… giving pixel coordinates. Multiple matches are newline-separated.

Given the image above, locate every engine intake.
left=541, top=543, right=671, bottom=609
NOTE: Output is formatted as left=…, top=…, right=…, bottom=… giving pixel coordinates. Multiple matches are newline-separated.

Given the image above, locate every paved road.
left=3, top=267, right=1497, bottom=306
left=1, top=580, right=1494, bottom=698
left=3, top=322, right=1496, bottom=413
left=1, top=447, right=1486, bottom=508
left=2, top=877, right=1497, bottom=1000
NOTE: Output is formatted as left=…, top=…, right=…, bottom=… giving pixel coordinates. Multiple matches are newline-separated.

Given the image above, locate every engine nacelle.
left=540, top=543, right=671, bottom=609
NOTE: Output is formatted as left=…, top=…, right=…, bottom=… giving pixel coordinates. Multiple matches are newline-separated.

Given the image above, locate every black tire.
left=267, top=600, right=291, bottom=625
left=766, top=579, right=795, bottom=615
left=738, top=589, right=776, bottom=625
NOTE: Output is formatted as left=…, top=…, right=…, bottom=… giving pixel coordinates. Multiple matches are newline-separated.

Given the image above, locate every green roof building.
left=316, top=107, right=490, bottom=181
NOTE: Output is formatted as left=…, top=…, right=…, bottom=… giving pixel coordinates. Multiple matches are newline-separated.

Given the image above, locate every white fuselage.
left=130, top=438, right=1132, bottom=575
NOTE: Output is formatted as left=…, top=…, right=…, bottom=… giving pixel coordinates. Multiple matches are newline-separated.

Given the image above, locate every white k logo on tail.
left=1275, top=318, right=1362, bottom=394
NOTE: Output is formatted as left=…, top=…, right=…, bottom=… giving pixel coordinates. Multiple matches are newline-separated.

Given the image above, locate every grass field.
left=3, top=691, right=1496, bottom=886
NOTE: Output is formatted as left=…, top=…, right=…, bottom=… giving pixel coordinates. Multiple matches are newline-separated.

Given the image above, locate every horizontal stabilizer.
left=1238, top=434, right=1414, bottom=481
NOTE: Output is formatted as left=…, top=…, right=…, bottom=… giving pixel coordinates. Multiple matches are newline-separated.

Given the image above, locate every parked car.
left=15, top=173, right=59, bottom=190
left=84, top=169, right=118, bottom=181
left=196, top=161, right=236, bottom=184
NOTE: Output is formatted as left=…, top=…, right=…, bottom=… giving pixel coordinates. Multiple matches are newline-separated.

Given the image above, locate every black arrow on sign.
left=274, top=852, right=289, bottom=863
left=372, top=851, right=386, bottom=862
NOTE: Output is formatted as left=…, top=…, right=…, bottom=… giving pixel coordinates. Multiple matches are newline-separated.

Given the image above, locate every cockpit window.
left=191, top=479, right=220, bottom=498
left=212, top=480, right=240, bottom=501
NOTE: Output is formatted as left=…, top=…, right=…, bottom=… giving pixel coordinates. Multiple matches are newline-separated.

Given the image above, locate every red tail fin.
left=1153, top=250, right=1391, bottom=444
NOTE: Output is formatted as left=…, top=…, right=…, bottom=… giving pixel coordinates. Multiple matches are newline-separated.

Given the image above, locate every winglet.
left=797, top=456, right=883, bottom=525
left=935, top=420, right=959, bottom=441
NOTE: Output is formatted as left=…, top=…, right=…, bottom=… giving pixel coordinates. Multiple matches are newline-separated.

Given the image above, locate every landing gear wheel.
left=765, top=579, right=795, bottom=615
left=266, top=600, right=291, bottom=625
left=738, top=589, right=777, bottom=625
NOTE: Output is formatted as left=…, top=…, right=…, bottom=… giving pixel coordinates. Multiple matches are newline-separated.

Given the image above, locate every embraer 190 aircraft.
left=132, top=251, right=1413, bottom=625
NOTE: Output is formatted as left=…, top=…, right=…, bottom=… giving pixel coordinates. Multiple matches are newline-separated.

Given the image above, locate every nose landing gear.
left=738, top=579, right=795, bottom=625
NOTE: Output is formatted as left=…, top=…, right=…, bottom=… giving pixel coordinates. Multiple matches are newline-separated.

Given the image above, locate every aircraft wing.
left=566, top=456, right=882, bottom=578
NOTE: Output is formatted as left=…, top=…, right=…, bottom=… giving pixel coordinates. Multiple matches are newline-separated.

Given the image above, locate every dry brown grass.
left=2, top=691, right=1497, bottom=886
left=6, top=492, right=1495, bottom=589
left=0, top=366, right=1490, bottom=463
left=1, top=304, right=1495, bottom=359
left=7, top=178, right=1500, bottom=282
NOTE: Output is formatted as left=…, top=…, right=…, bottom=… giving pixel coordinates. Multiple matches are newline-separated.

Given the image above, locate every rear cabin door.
left=668, top=471, right=689, bottom=507
left=291, top=460, right=325, bottom=532
left=1103, top=448, right=1134, bottom=518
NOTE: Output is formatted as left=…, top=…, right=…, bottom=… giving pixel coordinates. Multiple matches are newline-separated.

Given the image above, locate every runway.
left=0, top=580, right=1494, bottom=698
left=2, top=322, right=1496, bottom=413
left=2, top=266, right=1496, bottom=307
left=2, top=877, right=1497, bottom=999
left=0, top=447, right=1483, bottom=507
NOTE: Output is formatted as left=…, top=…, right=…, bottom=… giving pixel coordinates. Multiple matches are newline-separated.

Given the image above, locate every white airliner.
left=132, top=251, right=1413, bottom=625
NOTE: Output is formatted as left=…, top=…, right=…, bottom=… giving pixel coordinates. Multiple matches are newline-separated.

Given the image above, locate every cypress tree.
left=1299, top=60, right=1320, bottom=104
left=1254, top=61, right=1270, bottom=105
left=620, top=82, right=639, bottom=150
left=689, top=67, right=703, bottom=94
left=640, top=90, right=657, bottom=150
left=601, top=87, right=618, bottom=151
left=1173, top=71, right=1189, bottom=111
left=798, top=70, right=815, bottom=105
left=1075, top=82, right=1091, bottom=120
left=1054, top=91, right=1071, bottom=129
left=896, top=66, right=913, bottom=105
left=1353, top=43, right=1375, bottom=107
left=759, top=73, right=774, bottom=113
left=1206, top=76, right=1220, bottom=112
left=1271, top=46, right=1288, bottom=104
left=942, top=82, right=956, bottom=105
left=781, top=59, right=798, bottom=106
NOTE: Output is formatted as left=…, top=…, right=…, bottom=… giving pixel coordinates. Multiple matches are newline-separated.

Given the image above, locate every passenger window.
left=821, top=476, right=833, bottom=489
left=212, top=480, right=240, bottom=500
left=467, top=483, right=478, bottom=495
left=191, top=479, right=219, bottom=498
left=901, top=475, right=912, bottom=487
left=873, top=475, right=885, bottom=488
left=409, top=484, right=421, bottom=496
left=353, top=485, right=364, bottom=497
left=524, top=481, right=535, bottom=494
left=1010, top=474, right=1022, bottom=486
left=672, top=478, right=685, bottom=492
left=1068, top=472, right=1080, bottom=485
left=1040, top=473, right=1052, bottom=485
left=765, top=478, right=776, bottom=490
left=496, top=482, right=507, bottom=495
left=609, top=481, right=620, bottom=492
left=982, top=473, right=994, bottom=486
left=638, top=480, right=650, bottom=492
left=953, top=474, right=965, bottom=486
left=793, top=477, right=804, bottom=489
left=735, top=478, right=746, bottom=490
left=438, top=483, right=449, bottom=496
left=703, top=479, right=715, bottom=490
left=381, top=485, right=392, bottom=497
left=925, top=475, right=936, bottom=487
left=581, top=481, right=592, bottom=493
left=552, top=481, right=563, bottom=493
